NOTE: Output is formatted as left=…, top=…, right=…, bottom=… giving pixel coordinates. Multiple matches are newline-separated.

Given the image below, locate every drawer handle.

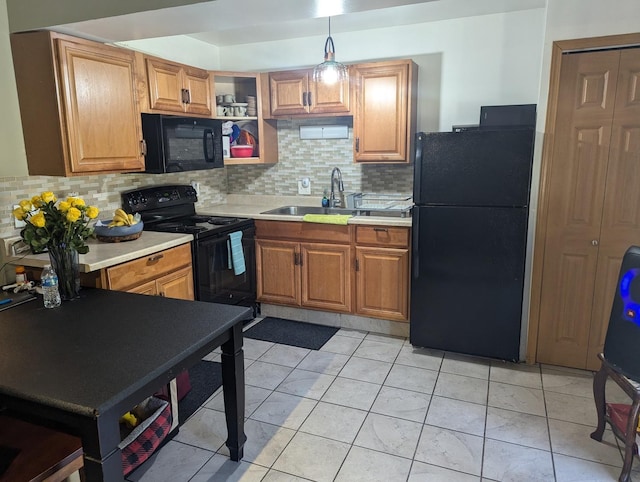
left=148, top=254, right=164, bottom=262
left=373, top=228, right=388, bottom=232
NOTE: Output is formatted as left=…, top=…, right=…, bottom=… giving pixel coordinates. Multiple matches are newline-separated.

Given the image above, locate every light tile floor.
left=127, top=325, right=639, bottom=482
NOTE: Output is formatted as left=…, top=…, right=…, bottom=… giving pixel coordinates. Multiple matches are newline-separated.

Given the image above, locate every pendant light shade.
left=313, top=17, right=348, bottom=85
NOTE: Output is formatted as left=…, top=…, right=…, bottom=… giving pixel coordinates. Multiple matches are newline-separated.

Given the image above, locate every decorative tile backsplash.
left=0, top=171, right=227, bottom=239
left=227, top=117, right=414, bottom=198
left=0, top=118, right=414, bottom=238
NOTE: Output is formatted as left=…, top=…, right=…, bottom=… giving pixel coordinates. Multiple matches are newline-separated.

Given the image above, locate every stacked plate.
left=246, top=96, right=257, bottom=116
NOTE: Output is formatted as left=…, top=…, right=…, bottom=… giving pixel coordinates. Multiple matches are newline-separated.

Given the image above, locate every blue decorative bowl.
left=94, top=220, right=143, bottom=242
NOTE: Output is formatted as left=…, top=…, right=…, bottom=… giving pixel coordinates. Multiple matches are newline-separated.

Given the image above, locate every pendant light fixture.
left=313, top=16, right=348, bottom=85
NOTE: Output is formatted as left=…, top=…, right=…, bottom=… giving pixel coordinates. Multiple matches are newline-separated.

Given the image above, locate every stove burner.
left=153, top=222, right=207, bottom=234
left=190, top=215, right=214, bottom=223
left=208, top=217, right=239, bottom=225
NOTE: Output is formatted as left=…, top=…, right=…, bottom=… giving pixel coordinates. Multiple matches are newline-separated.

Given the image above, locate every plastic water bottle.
left=41, top=264, right=61, bottom=308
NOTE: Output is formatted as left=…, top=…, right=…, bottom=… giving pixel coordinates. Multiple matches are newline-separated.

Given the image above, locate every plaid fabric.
left=606, top=403, right=640, bottom=455
left=120, top=397, right=172, bottom=476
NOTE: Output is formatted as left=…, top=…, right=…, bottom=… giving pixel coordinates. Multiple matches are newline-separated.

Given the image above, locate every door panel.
left=256, top=240, right=299, bottom=305
left=58, top=39, right=144, bottom=173
left=356, top=246, right=409, bottom=321
left=410, top=206, right=527, bottom=361
left=536, top=50, right=621, bottom=368
left=586, top=48, right=640, bottom=367
left=301, top=243, right=351, bottom=312
left=158, top=266, right=194, bottom=300
left=537, top=48, right=640, bottom=369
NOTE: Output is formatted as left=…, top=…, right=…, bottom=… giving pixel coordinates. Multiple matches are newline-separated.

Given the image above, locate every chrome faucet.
left=330, top=167, right=345, bottom=208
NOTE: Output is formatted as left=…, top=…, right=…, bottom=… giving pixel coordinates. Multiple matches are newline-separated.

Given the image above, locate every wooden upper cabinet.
left=145, top=56, right=212, bottom=116
left=351, top=59, right=418, bottom=163
left=269, top=69, right=350, bottom=116
left=10, top=31, right=145, bottom=176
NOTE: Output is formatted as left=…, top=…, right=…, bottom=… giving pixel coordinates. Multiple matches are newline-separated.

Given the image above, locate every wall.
left=0, top=0, right=27, bottom=178
left=220, top=9, right=545, bottom=132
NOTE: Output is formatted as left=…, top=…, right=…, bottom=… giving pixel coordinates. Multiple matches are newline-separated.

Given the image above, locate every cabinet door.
left=157, top=266, right=195, bottom=300
left=308, top=74, right=350, bottom=115
left=145, top=57, right=185, bottom=113
left=301, top=242, right=352, bottom=313
left=352, top=60, right=414, bottom=163
left=269, top=70, right=309, bottom=116
left=356, top=246, right=409, bottom=321
left=57, top=39, right=145, bottom=173
left=256, top=239, right=300, bottom=305
left=128, top=279, right=158, bottom=296
left=183, top=67, right=212, bottom=116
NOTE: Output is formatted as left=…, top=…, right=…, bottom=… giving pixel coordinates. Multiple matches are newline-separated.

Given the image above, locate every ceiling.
left=53, top=0, right=546, bottom=47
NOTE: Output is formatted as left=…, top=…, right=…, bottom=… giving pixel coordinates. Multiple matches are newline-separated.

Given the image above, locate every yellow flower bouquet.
left=13, top=192, right=99, bottom=300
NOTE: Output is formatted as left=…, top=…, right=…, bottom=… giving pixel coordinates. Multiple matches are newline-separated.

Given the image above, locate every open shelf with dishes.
left=211, top=71, right=278, bottom=165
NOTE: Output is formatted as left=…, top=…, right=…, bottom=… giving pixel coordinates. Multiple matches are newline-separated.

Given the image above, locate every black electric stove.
left=121, top=185, right=256, bottom=313
left=122, top=185, right=253, bottom=237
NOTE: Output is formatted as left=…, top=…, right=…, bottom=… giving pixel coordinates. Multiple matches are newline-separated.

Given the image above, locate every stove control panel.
left=121, top=185, right=198, bottom=213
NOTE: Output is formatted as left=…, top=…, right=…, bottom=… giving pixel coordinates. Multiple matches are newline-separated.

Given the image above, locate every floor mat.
left=178, top=360, right=222, bottom=425
left=243, top=317, right=339, bottom=350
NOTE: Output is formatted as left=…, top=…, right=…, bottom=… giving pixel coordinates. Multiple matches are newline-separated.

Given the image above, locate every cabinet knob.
left=591, top=239, right=599, bottom=246
left=302, top=92, right=308, bottom=106
left=307, top=92, right=312, bottom=106
left=355, top=137, right=360, bottom=152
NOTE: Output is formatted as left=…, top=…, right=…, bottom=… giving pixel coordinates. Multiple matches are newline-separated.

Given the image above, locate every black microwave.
left=141, top=114, right=224, bottom=173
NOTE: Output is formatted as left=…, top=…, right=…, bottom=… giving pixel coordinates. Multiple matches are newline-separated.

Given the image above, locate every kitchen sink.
left=260, top=206, right=357, bottom=216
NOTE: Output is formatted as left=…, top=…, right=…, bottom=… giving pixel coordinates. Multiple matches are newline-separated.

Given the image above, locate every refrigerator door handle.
left=413, top=132, right=424, bottom=204
left=412, top=209, right=420, bottom=279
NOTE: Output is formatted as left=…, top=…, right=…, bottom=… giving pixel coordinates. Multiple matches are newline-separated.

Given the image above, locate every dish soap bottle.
left=41, top=264, right=61, bottom=308
left=322, top=189, right=330, bottom=208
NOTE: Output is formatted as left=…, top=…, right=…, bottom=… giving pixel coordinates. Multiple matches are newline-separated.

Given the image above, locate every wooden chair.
left=591, top=353, right=640, bottom=482
left=0, top=414, right=83, bottom=482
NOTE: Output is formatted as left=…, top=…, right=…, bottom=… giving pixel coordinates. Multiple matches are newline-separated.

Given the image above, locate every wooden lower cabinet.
left=255, top=221, right=410, bottom=321
left=255, top=239, right=299, bottom=305
left=101, top=244, right=194, bottom=300
left=301, top=243, right=351, bottom=312
left=355, top=226, right=410, bottom=322
left=255, top=238, right=351, bottom=312
left=355, top=246, right=409, bottom=321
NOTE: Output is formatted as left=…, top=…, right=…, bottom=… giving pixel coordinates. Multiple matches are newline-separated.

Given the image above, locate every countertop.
left=201, top=195, right=413, bottom=228
left=3, top=232, right=193, bottom=273
left=2, top=196, right=410, bottom=275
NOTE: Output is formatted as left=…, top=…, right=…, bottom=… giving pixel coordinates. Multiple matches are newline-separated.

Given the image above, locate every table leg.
left=221, top=323, right=246, bottom=461
left=77, top=416, right=124, bottom=481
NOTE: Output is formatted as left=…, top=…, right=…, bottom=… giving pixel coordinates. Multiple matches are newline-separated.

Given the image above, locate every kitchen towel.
left=302, top=214, right=352, bottom=225
left=227, top=231, right=246, bottom=275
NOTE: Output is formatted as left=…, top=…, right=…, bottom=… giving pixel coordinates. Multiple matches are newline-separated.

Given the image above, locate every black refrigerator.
left=410, top=128, right=535, bottom=361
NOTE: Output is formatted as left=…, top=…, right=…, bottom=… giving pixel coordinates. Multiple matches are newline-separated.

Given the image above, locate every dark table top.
left=0, top=289, right=252, bottom=419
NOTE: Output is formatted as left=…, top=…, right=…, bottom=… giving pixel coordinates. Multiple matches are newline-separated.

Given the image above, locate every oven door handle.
left=203, top=128, right=215, bottom=163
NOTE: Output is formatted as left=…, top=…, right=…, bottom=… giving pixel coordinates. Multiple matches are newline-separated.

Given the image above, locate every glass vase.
left=48, top=244, right=80, bottom=301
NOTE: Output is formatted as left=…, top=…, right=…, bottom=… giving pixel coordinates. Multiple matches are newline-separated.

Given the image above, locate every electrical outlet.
left=298, top=178, right=311, bottom=195
left=12, top=205, right=26, bottom=229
